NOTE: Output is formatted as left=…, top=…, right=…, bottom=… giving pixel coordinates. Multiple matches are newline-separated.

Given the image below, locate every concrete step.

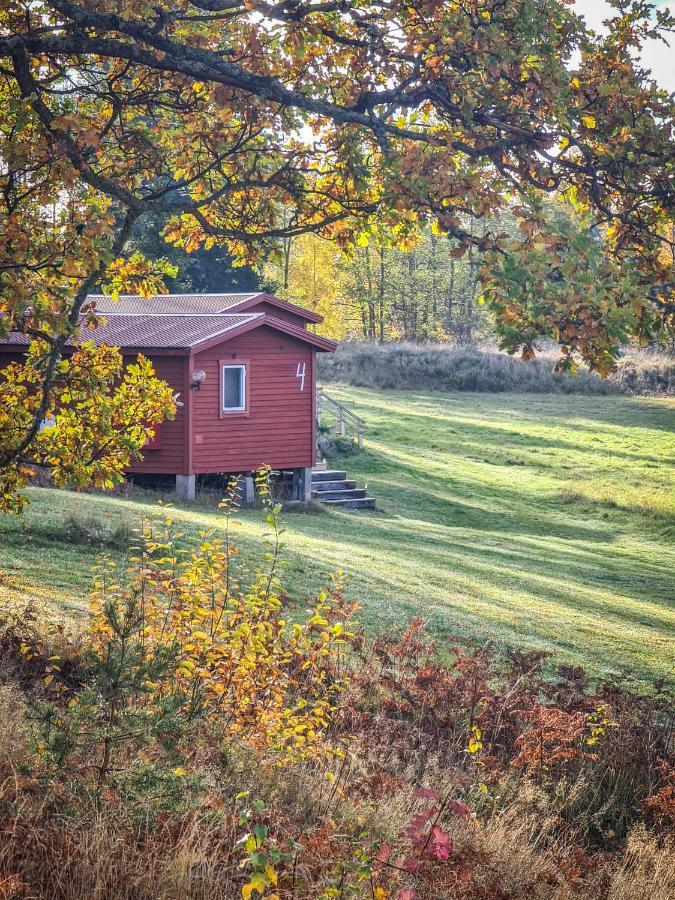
left=312, top=479, right=356, bottom=492
left=321, top=497, right=376, bottom=510
left=311, top=467, right=374, bottom=510
left=311, top=488, right=366, bottom=501
left=311, top=469, right=347, bottom=482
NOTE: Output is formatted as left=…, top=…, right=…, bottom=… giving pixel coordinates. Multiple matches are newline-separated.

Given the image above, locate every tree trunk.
left=378, top=244, right=386, bottom=342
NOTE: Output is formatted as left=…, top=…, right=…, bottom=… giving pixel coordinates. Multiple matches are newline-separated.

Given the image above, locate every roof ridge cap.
left=83, top=311, right=263, bottom=318
left=87, top=292, right=258, bottom=299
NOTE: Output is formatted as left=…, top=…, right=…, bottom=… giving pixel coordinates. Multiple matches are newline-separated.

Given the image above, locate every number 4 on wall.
left=296, top=361, right=306, bottom=391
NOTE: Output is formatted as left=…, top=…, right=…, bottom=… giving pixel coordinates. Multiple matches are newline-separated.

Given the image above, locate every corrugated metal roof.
left=88, top=293, right=261, bottom=314
left=91, top=313, right=263, bottom=348
left=3, top=311, right=336, bottom=352
left=6, top=313, right=262, bottom=349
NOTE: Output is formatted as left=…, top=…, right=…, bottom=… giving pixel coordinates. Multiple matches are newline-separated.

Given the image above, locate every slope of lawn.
left=0, top=389, right=673, bottom=690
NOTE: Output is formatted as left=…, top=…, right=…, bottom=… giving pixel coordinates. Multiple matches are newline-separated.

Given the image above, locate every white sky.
left=574, top=1, right=674, bottom=91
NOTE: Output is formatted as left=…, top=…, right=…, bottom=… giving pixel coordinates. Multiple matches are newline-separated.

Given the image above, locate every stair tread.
left=312, top=489, right=366, bottom=500
left=312, top=476, right=353, bottom=480
left=321, top=498, right=376, bottom=508
left=321, top=496, right=375, bottom=501
left=312, top=488, right=365, bottom=495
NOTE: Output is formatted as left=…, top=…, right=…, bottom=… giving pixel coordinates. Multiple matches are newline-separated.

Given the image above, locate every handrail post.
left=338, top=409, right=345, bottom=435
left=357, top=423, right=363, bottom=449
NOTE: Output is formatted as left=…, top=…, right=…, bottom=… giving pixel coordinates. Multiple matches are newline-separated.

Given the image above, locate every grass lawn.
left=0, top=388, right=673, bottom=691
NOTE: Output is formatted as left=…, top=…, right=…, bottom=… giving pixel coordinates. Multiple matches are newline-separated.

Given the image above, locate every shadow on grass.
left=345, top=400, right=669, bottom=467
left=308, top=502, right=672, bottom=611
left=348, top=388, right=673, bottom=432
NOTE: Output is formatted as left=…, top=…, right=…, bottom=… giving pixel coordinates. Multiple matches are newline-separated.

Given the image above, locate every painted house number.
left=296, top=361, right=306, bottom=391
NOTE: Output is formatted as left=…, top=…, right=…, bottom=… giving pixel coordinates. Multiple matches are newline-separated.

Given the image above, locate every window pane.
left=222, top=366, right=244, bottom=409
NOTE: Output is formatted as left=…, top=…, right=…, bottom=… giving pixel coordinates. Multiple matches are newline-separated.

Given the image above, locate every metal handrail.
left=317, top=387, right=364, bottom=448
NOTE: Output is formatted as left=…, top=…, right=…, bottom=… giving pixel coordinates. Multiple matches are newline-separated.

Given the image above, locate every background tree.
left=260, top=232, right=352, bottom=339
left=373, top=225, right=493, bottom=343
left=343, top=237, right=391, bottom=342
left=128, top=209, right=259, bottom=294
left=263, top=224, right=498, bottom=343
left=1, top=0, right=673, bottom=507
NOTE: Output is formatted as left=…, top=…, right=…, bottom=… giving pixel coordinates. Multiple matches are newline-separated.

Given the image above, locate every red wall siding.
left=191, top=327, right=315, bottom=473
left=126, top=354, right=187, bottom=474
left=246, top=301, right=309, bottom=327
left=1, top=332, right=318, bottom=477
left=0, top=349, right=28, bottom=367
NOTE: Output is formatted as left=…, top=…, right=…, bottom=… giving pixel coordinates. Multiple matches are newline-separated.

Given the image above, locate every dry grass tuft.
left=0, top=684, right=27, bottom=774
left=612, top=350, right=675, bottom=396
left=0, top=811, right=240, bottom=900
left=606, top=827, right=675, bottom=900
left=62, top=509, right=133, bottom=549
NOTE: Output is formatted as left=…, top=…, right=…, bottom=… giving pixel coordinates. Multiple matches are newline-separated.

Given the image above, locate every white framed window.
left=221, top=363, right=246, bottom=412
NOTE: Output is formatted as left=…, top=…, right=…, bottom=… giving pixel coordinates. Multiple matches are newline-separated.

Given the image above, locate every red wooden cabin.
left=0, top=292, right=336, bottom=500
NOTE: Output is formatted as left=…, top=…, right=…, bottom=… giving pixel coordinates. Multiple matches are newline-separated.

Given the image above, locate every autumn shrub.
left=30, top=472, right=354, bottom=803
left=336, top=620, right=674, bottom=847
left=318, top=342, right=674, bottom=395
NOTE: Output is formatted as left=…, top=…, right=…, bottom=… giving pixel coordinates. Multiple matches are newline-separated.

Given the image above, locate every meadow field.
left=1, top=388, right=673, bottom=691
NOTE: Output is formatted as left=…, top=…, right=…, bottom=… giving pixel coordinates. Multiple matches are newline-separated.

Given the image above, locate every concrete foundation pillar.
left=242, top=474, right=255, bottom=506
left=231, top=474, right=255, bottom=506
left=291, top=467, right=312, bottom=502
left=175, top=474, right=196, bottom=501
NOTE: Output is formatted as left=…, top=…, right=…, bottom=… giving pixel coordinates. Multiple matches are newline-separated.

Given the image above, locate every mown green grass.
left=0, top=389, right=673, bottom=690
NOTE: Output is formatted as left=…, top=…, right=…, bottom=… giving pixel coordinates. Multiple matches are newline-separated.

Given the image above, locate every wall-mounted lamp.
left=191, top=368, right=207, bottom=391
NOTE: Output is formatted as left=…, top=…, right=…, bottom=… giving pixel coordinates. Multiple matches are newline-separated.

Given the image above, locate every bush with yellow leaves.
left=34, top=468, right=356, bottom=810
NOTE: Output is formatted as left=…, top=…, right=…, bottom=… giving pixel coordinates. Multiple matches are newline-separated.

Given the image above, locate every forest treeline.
left=260, top=226, right=493, bottom=344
